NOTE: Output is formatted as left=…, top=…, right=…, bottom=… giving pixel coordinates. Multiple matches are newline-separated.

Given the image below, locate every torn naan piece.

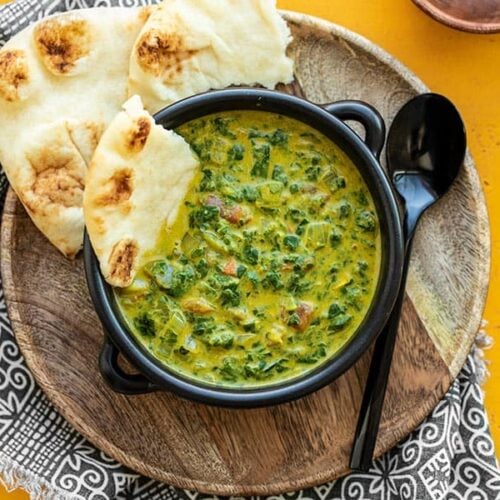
left=128, top=0, right=294, bottom=113
left=83, top=95, right=199, bottom=287
left=0, top=7, right=152, bottom=257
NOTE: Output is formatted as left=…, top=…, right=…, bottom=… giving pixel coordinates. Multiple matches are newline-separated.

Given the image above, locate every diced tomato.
left=294, top=302, right=314, bottom=332
left=222, top=257, right=238, bottom=276
left=205, top=196, right=251, bottom=225
left=222, top=204, right=243, bottom=224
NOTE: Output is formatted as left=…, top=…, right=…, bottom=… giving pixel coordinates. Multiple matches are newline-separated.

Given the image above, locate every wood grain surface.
left=0, top=12, right=490, bottom=495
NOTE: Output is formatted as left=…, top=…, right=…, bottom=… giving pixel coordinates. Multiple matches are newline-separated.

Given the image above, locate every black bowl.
left=84, top=88, right=404, bottom=408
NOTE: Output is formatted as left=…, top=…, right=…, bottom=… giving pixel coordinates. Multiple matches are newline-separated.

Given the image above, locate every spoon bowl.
left=388, top=94, right=466, bottom=233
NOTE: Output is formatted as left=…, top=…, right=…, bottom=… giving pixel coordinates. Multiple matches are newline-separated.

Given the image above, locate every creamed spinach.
left=115, top=111, right=381, bottom=387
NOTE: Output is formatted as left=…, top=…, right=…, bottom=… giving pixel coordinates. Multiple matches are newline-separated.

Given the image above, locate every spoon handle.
left=349, top=244, right=412, bottom=471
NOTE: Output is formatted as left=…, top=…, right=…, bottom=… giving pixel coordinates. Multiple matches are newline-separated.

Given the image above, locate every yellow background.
left=0, top=0, right=499, bottom=497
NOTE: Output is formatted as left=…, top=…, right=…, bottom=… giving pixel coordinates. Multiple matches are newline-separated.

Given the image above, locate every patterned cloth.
left=0, top=1, right=499, bottom=498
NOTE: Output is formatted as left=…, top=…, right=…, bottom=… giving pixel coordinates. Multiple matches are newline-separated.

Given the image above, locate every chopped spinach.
left=199, top=169, right=215, bottom=192
left=192, top=317, right=216, bottom=336
left=337, top=200, right=352, bottom=218
left=330, top=228, right=342, bottom=247
left=329, top=313, right=352, bottom=331
left=134, top=312, right=156, bottom=337
left=283, top=234, right=300, bottom=250
left=189, top=204, right=219, bottom=228
left=298, top=344, right=327, bottom=364
left=242, top=184, right=259, bottom=202
left=213, top=117, right=236, bottom=138
left=145, top=261, right=196, bottom=297
left=220, top=283, right=241, bottom=307
left=242, top=245, right=259, bottom=265
left=250, top=143, right=270, bottom=177
left=328, top=302, right=344, bottom=319
left=356, top=210, right=377, bottom=232
left=206, top=330, right=235, bottom=348
left=306, top=165, right=321, bottom=181
left=219, top=357, right=239, bottom=381
left=272, top=165, right=289, bottom=185
left=261, top=271, right=284, bottom=290
left=228, top=143, right=245, bottom=162
left=246, top=270, right=260, bottom=287
left=249, top=128, right=288, bottom=146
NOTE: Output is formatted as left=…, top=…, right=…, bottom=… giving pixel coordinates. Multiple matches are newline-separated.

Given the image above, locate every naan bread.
left=0, top=1, right=293, bottom=258
left=0, top=7, right=151, bottom=257
left=83, top=96, right=199, bottom=287
left=128, top=0, right=294, bottom=113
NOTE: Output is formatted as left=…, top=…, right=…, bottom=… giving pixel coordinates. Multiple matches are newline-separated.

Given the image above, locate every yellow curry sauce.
left=115, top=111, right=381, bottom=387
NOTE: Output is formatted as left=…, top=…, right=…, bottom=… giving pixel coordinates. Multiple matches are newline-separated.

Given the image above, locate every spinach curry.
left=115, top=111, right=381, bottom=387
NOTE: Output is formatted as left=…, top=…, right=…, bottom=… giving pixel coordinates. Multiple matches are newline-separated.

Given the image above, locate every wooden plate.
left=0, top=12, right=490, bottom=496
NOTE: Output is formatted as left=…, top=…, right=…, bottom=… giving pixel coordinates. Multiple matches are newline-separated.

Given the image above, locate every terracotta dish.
left=412, top=0, right=500, bottom=33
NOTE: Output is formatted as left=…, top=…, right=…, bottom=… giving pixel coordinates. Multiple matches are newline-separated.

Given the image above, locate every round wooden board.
left=0, top=12, right=490, bottom=496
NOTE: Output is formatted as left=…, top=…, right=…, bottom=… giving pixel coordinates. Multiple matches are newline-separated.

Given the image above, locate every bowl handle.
left=322, top=101, right=385, bottom=159
left=99, top=337, right=158, bottom=395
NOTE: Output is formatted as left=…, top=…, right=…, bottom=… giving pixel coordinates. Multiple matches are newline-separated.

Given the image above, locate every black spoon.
left=349, top=93, right=466, bottom=471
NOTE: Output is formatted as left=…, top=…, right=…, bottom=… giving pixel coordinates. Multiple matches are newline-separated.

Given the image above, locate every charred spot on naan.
left=108, top=239, right=138, bottom=287
left=135, top=29, right=196, bottom=79
left=26, top=142, right=85, bottom=210
left=33, top=17, right=92, bottom=75
left=0, top=50, right=30, bottom=102
left=95, top=168, right=134, bottom=206
left=126, top=116, right=152, bottom=153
